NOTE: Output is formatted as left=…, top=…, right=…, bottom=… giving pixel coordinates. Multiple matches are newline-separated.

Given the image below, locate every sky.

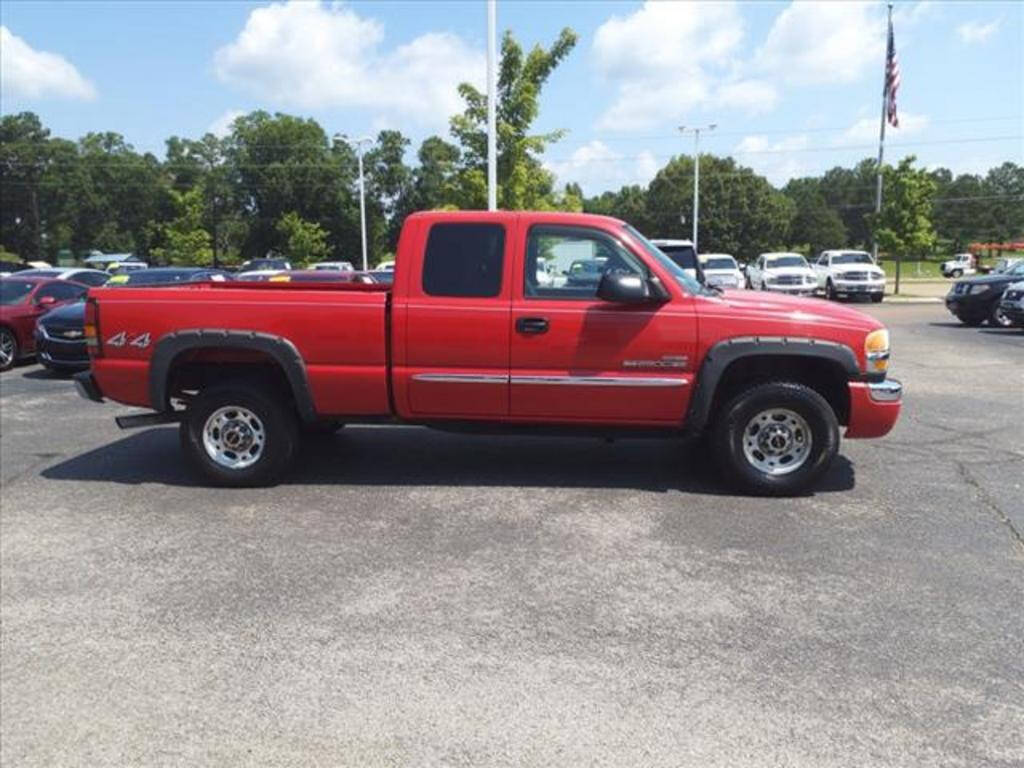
left=1, top=0, right=1021, bottom=194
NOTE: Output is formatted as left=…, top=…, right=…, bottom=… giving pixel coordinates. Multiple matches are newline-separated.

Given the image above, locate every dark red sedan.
left=0, top=277, right=88, bottom=371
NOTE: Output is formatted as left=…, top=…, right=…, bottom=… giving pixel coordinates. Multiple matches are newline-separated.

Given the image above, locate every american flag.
left=885, top=16, right=900, bottom=128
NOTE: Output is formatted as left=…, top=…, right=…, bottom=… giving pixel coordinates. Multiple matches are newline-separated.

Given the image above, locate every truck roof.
left=404, top=210, right=626, bottom=229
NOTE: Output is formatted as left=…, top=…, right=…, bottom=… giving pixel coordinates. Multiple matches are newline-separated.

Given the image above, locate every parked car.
left=239, top=257, right=291, bottom=272
left=944, top=260, right=1024, bottom=327
left=0, top=260, right=29, bottom=277
left=698, top=253, right=744, bottom=290
left=649, top=239, right=703, bottom=281
left=367, top=270, right=395, bottom=286
left=35, top=268, right=233, bottom=372
left=266, top=270, right=376, bottom=284
left=813, top=250, right=886, bottom=302
left=747, top=252, right=817, bottom=295
left=0, top=277, right=88, bottom=371
left=74, top=210, right=901, bottom=496
left=107, top=260, right=148, bottom=274
left=992, top=257, right=1022, bottom=274
left=941, top=253, right=976, bottom=278
left=311, top=261, right=355, bottom=271
left=998, top=281, right=1024, bottom=328
left=375, top=260, right=396, bottom=272
left=236, top=269, right=287, bottom=282
left=15, top=267, right=110, bottom=287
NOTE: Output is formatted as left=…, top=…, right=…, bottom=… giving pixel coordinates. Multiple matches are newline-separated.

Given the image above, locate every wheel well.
left=165, top=348, right=294, bottom=411
left=710, top=354, right=851, bottom=425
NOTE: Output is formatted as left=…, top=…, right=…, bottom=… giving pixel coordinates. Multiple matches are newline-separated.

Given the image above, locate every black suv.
left=945, top=260, right=1024, bottom=327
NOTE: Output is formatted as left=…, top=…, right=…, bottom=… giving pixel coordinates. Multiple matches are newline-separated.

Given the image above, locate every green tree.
left=276, top=211, right=329, bottom=265
left=644, top=155, right=794, bottom=262
left=149, top=187, right=213, bottom=266
left=783, top=177, right=848, bottom=255
left=870, top=155, right=937, bottom=259
left=364, top=130, right=413, bottom=252
left=0, top=113, right=51, bottom=260
left=409, top=136, right=462, bottom=211
left=816, top=158, right=877, bottom=249
left=450, top=28, right=577, bottom=209
left=584, top=185, right=652, bottom=233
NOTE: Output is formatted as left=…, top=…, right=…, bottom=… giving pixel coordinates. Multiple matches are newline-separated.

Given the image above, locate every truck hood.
left=703, top=289, right=882, bottom=333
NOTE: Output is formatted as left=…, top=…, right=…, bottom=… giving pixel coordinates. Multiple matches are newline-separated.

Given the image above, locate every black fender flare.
left=149, top=329, right=317, bottom=423
left=686, top=336, right=861, bottom=432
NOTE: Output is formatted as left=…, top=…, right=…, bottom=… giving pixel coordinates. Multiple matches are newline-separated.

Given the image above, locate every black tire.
left=871, top=293, right=884, bottom=303
left=179, top=382, right=299, bottom=487
left=0, top=327, right=17, bottom=372
left=825, top=279, right=837, bottom=301
left=989, top=302, right=1013, bottom=328
left=952, top=269, right=963, bottom=278
left=958, top=314, right=984, bottom=327
left=712, top=381, right=839, bottom=496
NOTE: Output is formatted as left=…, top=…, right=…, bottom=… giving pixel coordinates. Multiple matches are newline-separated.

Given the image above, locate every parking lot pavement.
left=1, top=303, right=1022, bottom=767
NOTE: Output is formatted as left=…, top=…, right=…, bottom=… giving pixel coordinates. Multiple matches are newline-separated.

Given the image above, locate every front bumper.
left=845, top=378, right=902, bottom=438
left=73, top=371, right=104, bottom=403
left=832, top=281, right=885, bottom=295
left=944, top=293, right=991, bottom=318
left=35, top=327, right=89, bottom=370
left=764, top=284, right=817, bottom=296
left=998, top=301, right=1024, bottom=326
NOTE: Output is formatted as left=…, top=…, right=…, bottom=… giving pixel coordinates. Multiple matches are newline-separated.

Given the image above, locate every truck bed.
left=89, top=282, right=391, bottom=415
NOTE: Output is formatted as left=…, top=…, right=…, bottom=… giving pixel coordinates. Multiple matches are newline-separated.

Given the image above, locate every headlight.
left=865, top=329, right=890, bottom=374
left=969, top=284, right=991, bottom=295
left=804, top=275, right=815, bottom=284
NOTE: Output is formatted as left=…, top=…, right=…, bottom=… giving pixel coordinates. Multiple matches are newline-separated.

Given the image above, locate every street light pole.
left=487, top=0, right=498, bottom=211
left=337, top=134, right=373, bottom=271
left=678, top=124, right=716, bottom=253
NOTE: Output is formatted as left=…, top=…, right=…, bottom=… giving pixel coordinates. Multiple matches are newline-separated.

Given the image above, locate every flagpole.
left=874, top=3, right=894, bottom=291
left=487, top=0, right=497, bottom=211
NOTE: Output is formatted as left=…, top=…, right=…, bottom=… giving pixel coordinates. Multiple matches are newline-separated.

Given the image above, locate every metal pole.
left=873, top=4, right=893, bottom=287
left=487, top=0, right=497, bottom=211
left=692, top=129, right=700, bottom=251
left=357, top=148, right=368, bottom=271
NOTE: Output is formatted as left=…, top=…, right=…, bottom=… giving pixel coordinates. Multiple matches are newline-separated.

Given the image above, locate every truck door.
left=509, top=223, right=696, bottom=425
left=399, top=220, right=512, bottom=418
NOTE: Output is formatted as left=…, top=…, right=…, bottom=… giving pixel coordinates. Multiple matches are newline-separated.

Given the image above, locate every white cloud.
left=0, top=26, right=96, bottom=101
left=544, top=140, right=659, bottom=195
left=591, top=1, right=746, bottom=131
left=732, top=134, right=812, bottom=186
left=208, top=109, right=245, bottom=137
left=213, top=1, right=483, bottom=127
left=754, top=2, right=885, bottom=85
left=713, top=80, right=778, bottom=114
left=844, top=112, right=929, bottom=142
left=956, top=20, right=999, bottom=45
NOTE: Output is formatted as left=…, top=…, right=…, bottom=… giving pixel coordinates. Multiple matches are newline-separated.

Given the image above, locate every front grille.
left=840, top=271, right=869, bottom=281
left=48, top=327, right=85, bottom=341
left=772, top=275, right=804, bottom=285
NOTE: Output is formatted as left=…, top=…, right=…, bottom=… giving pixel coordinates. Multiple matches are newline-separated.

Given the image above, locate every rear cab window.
left=422, top=223, right=506, bottom=298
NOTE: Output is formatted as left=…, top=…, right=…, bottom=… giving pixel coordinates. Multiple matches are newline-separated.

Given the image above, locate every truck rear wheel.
left=712, top=381, right=839, bottom=496
left=180, top=382, right=299, bottom=487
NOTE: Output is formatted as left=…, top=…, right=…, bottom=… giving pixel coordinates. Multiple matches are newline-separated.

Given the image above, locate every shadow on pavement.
left=40, top=425, right=856, bottom=496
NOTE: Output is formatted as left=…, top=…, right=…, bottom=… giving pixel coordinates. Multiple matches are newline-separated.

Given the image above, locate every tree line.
left=2, top=27, right=1020, bottom=268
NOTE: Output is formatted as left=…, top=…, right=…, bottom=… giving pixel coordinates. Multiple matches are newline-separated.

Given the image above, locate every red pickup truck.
left=74, top=211, right=901, bottom=495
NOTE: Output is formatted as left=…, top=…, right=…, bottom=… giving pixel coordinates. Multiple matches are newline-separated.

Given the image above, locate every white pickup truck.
left=814, top=250, right=886, bottom=303
left=941, top=253, right=976, bottom=278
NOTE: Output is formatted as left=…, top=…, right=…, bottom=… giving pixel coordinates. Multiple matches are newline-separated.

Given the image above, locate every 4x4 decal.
left=106, top=332, right=151, bottom=349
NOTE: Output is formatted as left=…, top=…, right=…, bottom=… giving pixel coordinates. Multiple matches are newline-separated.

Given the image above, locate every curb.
left=882, top=297, right=943, bottom=304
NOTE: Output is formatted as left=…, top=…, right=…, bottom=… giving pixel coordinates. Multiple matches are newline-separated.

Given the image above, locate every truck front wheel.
left=712, top=382, right=839, bottom=496
left=180, top=382, right=299, bottom=487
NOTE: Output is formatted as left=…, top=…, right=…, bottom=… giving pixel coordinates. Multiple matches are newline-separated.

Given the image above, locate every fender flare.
left=149, top=329, right=317, bottom=423
left=686, top=336, right=861, bottom=432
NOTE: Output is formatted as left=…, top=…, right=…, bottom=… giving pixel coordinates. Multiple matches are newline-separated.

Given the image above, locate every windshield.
left=833, top=252, right=873, bottom=265
left=624, top=225, right=708, bottom=295
left=1006, top=261, right=1024, bottom=277
left=703, top=257, right=736, bottom=271
left=1, top=280, right=37, bottom=305
left=766, top=255, right=808, bottom=269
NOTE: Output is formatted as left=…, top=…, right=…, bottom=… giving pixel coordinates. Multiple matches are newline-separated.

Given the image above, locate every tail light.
left=84, top=297, right=101, bottom=357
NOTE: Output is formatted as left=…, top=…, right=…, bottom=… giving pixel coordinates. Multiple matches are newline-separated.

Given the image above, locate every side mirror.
left=596, top=272, right=659, bottom=304
left=36, top=295, right=57, bottom=308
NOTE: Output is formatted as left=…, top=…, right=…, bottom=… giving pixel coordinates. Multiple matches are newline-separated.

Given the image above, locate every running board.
left=115, top=411, right=183, bottom=430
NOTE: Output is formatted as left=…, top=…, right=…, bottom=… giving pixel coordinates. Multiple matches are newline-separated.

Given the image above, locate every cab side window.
left=36, top=282, right=86, bottom=302
left=422, top=223, right=505, bottom=298
left=524, top=226, right=645, bottom=300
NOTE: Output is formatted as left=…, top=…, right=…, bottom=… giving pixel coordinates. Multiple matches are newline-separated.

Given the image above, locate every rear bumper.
left=845, top=379, right=902, bottom=438
left=73, top=371, right=104, bottom=403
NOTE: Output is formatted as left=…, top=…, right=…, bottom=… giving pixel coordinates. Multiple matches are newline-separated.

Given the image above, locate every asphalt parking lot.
left=1, top=303, right=1022, bottom=767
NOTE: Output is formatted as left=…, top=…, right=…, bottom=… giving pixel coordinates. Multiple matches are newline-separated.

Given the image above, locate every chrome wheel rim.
left=0, top=331, right=14, bottom=367
left=742, top=408, right=813, bottom=476
left=202, top=406, right=265, bottom=470
left=993, top=306, right=1012, bottom=327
